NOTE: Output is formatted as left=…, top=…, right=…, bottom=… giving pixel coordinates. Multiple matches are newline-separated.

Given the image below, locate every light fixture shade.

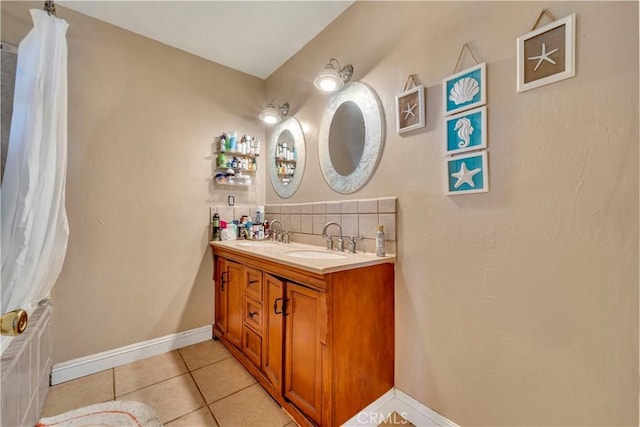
left=259, top=100, right=289, bottom=125
left=259, top=106, right=282, bottom=124
left=314, top=69, right=344, bottom=92
left=313, top=59, right=353, bottom=92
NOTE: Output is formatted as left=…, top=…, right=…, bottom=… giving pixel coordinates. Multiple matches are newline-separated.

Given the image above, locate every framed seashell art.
left=517, top=12, right=576, bottom=92
left=444, top=106, right=487, bottom=156
left=443, top=62, right=486, bottom=116
left=395, top=75, right=425, bottom=135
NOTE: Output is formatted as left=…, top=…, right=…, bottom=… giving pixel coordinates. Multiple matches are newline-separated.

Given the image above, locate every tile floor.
left=40, top=340, right=295, bottom=426
left=40, top=339, right=413, bottom=426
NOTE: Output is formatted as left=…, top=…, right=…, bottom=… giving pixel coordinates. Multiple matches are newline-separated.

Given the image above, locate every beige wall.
left=266, top=2, right=638, bottom=425
left=1, top=2, right=266, bottom=362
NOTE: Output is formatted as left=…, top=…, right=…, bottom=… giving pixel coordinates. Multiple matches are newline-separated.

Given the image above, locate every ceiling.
left=58, top=1, right=353, bottom=79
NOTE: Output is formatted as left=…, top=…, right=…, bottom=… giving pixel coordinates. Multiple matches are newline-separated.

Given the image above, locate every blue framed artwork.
left=444, top=106, right=487, bottom=156
left=446, top=151, right=489, bottom=195
left=443, top=63, right=486, bottom=116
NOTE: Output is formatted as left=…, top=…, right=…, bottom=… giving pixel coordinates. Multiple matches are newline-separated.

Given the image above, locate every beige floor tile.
left=378, top=412, right=415, bottom=426
left=179, top=340, right=232, bottom=371
left=166, top=406, right=219, bottom=426
left=192, top=357, right=256, bottom=404
left=210, top=383, right=293, bottom=427
left=115, top=350, right=188, bottom=396
left=117, top=373, right=204, bottom=423
left=40, top=369, right=114, bottom=417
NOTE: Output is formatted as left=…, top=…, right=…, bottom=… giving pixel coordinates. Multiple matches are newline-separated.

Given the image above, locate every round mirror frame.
left=318, top=82, right=385, bottom=194
left=269, top=117, right=306, bottom=198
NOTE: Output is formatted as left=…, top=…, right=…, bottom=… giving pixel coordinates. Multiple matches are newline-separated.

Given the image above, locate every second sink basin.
left=285, top=250, right=347, bottom=260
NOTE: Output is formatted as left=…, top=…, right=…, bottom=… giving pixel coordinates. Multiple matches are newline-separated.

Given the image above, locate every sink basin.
left=285, top=250, right=347, bottom=260
left=237, top=241, right=276, bottom=247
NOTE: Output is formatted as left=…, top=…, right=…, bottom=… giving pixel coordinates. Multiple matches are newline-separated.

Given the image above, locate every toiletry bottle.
left=219, top=134, right=226, bottom=152
left=212, top=213, right=221, bottom=241
left=376, top=225, right=385, bottom=257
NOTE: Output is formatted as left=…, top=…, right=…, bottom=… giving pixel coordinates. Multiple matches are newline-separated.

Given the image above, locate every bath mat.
left=37, top=400, right=163, bottom=427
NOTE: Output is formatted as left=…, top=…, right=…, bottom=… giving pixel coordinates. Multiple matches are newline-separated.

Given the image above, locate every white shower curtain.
left=1, top=10, right=69, bottom=319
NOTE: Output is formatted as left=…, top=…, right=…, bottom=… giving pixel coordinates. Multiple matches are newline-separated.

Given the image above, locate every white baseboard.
left=51, top=325, right=212, bottom=385
left=342, top=388, right=458, bottom=427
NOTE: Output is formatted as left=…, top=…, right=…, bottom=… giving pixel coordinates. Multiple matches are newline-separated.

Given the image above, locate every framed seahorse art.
left=443, top=106, right=487, bottom=156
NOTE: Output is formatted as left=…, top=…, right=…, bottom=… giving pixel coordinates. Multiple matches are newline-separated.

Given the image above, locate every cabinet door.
left=263, top=274, right=284, bottom=392
left=215, top=257, right=227, bottom=334
left=221, top=259, right=243, bottom=349
left=284, top=282, right=325, bottom=424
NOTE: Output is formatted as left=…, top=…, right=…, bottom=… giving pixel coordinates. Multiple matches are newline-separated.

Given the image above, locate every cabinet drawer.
left=245, top=266, right=263, bottom=302
left=244, top=296, right=263, bottom=333
left=243, top=327, right=262, bottom=368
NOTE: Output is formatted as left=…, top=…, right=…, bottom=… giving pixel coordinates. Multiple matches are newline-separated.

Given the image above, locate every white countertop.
left=210, top=239, right=395, bottom=274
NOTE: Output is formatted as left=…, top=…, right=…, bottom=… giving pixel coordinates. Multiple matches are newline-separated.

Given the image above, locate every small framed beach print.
left=444, top=106, right=487, bottom=156
left=396, top=84, right=425, bottom=134
left=446, top=151, right=489, bottom=195
left=517, top=13, right=576, bottom=92
left=443, top=63, right=486, bottom=116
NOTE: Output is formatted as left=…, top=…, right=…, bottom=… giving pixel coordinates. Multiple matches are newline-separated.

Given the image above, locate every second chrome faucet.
left=322, top=221, right=344, bottom=252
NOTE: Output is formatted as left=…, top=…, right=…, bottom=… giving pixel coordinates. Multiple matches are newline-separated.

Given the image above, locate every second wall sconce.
left=259, top=100, right=289, bottom=125
left=313, top=58, right=353, bottom=92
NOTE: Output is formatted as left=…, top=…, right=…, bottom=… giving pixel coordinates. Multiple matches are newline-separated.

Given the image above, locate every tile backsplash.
left=211, top=197, right=397, bottom=255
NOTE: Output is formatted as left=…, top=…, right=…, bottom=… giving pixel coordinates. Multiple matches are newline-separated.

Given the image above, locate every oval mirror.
left=318, top=82, right=385, bottom=194
left=269, top=117, right=306, bottom=198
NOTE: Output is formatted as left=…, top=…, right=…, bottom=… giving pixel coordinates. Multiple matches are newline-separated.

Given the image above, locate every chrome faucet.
left=270, top=220, right=283, bottom=242
left=322, top=221, right=344, bottom=252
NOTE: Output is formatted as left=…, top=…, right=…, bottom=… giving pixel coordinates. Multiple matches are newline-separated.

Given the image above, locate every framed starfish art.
left=395, top=84, right=425, bottom=134
left=517, top=13, right=576, bottom=92
left=446, top=151, right=489, bottom=195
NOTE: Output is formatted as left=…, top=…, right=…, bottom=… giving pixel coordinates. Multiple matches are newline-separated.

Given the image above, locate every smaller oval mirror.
left=269, top=117, right=306, bottom=198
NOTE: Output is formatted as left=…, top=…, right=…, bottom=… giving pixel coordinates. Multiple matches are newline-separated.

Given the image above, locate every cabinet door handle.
left=220, top=272, right=228, bottom=291
left=273, top=298, right=283, bottom=315
left=282, top=298, right=290, bottom=317
left=248, top=311, right=257, bottom=318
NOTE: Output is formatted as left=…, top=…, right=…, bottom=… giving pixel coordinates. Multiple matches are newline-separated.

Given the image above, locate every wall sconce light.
left=259, top=100, right=289, bottom=125
left=313, top=58, right=353, bottom=92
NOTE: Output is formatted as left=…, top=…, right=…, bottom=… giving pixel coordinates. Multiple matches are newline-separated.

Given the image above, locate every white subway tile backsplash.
left=379, top=214, right=396, bottom=240
left=233, top=206, right=250, bottom=219
left=326, top=214, right=341, bottom=227
left=358, top=214, right=379, bottom=239
left=378, top=197, right=397, bottom=213
left=326, top=202, right=341, bottom=214
left=358, top=199, right=378, bottom=213
left=312, top=214, right=328, bottom=235
left=290, top=205, right=301, bottom=214
left=280, top=214, right=291, bottom=231
left=301, top=204, right=313, bottom=214
left=341, top=201, right=358, bottom=214
left=265, top=205, right=280, bottom=214
left=300, top=215, right=313, bottom=234
left=217, top=207, right=234, bottom=223
left=280, top=205, right=291, bottom=214
left=341, top=214, right=358, bottom=238
left=312, top=203, right=327, bottom=214
left=289, top=214, right=301, bottom=232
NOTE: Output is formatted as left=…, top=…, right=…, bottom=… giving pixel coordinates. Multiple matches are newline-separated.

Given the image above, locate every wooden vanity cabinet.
left=212, top=245, right=394, bottom=427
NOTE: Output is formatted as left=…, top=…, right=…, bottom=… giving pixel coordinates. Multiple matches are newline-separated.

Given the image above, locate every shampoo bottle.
left=376, top=225, right=385, bottom=257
